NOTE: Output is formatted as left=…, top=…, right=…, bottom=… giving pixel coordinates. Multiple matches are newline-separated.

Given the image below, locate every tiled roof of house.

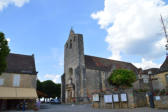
left=141, top=68, right=160, bottom=75
left=84, top=55, right=138, bottom=73
left=160, top=57, right=168, bottom=73
left=5, top=53, right=37, bottom=75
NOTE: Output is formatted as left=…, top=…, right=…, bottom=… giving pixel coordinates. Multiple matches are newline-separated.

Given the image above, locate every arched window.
left=69, top=68, right=73, bottom=76
left=68, top=68, right=73, bottom=84
left=73, top=36, right=76, bottom=41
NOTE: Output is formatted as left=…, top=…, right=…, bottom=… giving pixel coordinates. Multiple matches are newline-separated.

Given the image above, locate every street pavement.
left=7, top=104, right=168, bottom=112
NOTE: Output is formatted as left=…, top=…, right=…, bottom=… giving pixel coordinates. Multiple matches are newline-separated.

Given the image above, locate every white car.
left=50, top=99, right=61, bottom=104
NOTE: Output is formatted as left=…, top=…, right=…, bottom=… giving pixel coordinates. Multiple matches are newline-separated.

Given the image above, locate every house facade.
left=0, top=53, right=38, bottom=110
left=156, top=57, right=168, bottom=90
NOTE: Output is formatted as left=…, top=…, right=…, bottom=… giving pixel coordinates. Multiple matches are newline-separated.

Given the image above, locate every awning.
left=0, top=87, right=37, bottom=99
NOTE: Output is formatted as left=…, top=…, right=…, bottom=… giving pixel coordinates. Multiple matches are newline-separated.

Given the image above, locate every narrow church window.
left=69, top=68, right=73, bottom=76
left=66, top=43, right=68, bottom=48
left=73, top=36, right=76, bottom=41
left=70, top=40, right=72, bottom=48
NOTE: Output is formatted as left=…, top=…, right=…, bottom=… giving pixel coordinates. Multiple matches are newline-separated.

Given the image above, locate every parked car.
left=50, top=99, right=61, bottom=104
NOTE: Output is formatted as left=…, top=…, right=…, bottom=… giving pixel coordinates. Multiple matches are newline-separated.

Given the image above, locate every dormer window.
left=70, top=40, right=72, bottom=48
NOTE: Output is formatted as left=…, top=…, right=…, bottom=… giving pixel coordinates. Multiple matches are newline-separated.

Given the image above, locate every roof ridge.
left=84, top=55, right=132, bottom=64
left=9, top=53, right=33, bottom=57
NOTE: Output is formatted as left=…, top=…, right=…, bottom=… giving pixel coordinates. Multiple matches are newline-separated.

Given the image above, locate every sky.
left=0, top=0, right=168, bottom=83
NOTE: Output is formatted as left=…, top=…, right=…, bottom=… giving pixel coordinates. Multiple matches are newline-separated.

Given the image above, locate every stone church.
left=61, top=29, right=138, bottom=103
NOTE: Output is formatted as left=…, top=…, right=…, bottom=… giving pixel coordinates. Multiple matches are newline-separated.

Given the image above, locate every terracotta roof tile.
left=160, top=57, right=168, bottom=73
left=85, top=55, right=138, bottom=73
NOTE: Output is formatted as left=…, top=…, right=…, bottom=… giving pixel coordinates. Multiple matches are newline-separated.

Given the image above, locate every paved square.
left=8, top=104, right=168, bottom=112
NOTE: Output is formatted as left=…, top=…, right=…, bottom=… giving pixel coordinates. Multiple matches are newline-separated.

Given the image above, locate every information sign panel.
left=155, top=96, right=160, bottom=101
left=121, top=93, right=127, bottom=102
left=93, top=94, right=99, bottom=101
left=104, top=95, right=112, bottom=103
left=113, top=94, right=119, bottom=102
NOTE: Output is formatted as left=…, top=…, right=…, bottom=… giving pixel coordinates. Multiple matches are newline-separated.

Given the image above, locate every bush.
left=108, top=69, right=136, bottom=88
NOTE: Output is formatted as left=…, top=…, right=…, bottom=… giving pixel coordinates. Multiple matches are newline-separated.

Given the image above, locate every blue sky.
left=0, top=0, right=168, bottom=83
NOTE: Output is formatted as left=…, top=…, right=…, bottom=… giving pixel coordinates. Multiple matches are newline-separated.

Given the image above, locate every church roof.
left=160, top=57, right=168, bottom=73
left=5, top=53, right=37, bottom=75
left=84, top=55, right=138, bottom=73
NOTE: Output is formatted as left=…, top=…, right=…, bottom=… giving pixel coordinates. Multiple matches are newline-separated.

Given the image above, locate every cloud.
left=44, top=74, right=61, bottom=83
left=133, top=58, right=161, bottom=69
left=0, top=0, right=29, bottom=11
left=6, top=38, right=11, bottom=43
left=91, top=0, right=168, bottom=61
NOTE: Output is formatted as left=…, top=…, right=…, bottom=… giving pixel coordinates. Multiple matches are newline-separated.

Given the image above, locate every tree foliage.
left=37, top=80, right=61, bottom=98
left=108, top=69, right=136, bottom=88
left=37, top=79, right=43, bottom=92
left=0, top=32, right=10, bottom=75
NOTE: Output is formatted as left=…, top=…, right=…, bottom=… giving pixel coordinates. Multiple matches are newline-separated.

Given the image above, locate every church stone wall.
left=86, top=68, right=112, bottom=98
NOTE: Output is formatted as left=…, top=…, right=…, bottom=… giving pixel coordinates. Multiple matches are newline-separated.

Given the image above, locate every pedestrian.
left=22, top=100, right=26, bottom=111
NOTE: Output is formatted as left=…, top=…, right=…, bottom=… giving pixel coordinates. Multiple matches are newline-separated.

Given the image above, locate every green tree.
left=37, top=79, right=43, bottom=92
left=108, top=69, right=136, bottom=88
left=41, top=80, right=61, bottom=98
left=0, top=32, right=10, bottom=75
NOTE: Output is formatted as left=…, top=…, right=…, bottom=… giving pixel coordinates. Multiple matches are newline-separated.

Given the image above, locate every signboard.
left=143, top=79, right=149, bottom=83
left=155, top=96, right=160, bottom=101
left=113, top=94, right=119, bottom=102
left=104, top=95, right=112, bottom=103
left=93, top=94, right=99, bottom=102
left=121, top=93, right=127, bottom=102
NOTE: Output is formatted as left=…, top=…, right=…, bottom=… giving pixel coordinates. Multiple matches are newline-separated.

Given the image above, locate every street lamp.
left=148, top=70, right=155, bottom=108
left=148, top=70, right=153, bottom=92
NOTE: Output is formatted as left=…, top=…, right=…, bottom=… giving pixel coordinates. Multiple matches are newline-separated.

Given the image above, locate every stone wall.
left=92, top=89, right=136, bottom=109
left=0, top=73, right=36, bottom=88
left=85, top=69, right=111, bottom=98
left=92, top=89, right=148, bottom=109
left=154, top=96, right=168, bottom=109
left=61, top=74, right=65, bottom=103
left=133, top=92, right=147, bottom=107
left=155, top=72, right=168, bottom=89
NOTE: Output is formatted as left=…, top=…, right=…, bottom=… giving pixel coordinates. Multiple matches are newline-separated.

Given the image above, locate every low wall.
left=92, top=89, right=138, bottom=109
left=92, top=89, right=148, bottom=109
left=154, top=96, right=168, bottom=109
left=133, top=92, right=147, bottom=107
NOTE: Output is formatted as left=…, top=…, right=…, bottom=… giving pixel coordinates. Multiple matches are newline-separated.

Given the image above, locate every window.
left=73, top=36, right=76, bottom=41
left=69, top=40, right=72, bottom=48
left=166, top=74, right=168, bottom=82
left=66, top=43, right=68, bottom=48
left=0, top=78, right=4, bottom=86
left=13, top=75, right=20, bottom=87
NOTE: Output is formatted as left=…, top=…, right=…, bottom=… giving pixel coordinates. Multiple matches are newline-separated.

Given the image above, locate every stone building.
left=0, top=53, right=38, bottom=110
left=137, top=57, right=168, bottom=91
left=61, top=29, right=139, bottom=104
left=156, top=57, right=168, bottom=90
